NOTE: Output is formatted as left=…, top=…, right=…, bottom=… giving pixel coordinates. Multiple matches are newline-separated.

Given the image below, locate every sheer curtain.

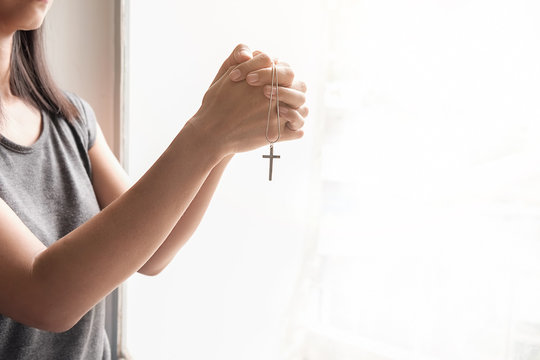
left=126, top=1, right=540, bottom=359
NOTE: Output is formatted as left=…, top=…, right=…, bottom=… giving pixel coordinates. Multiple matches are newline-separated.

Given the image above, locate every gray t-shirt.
left=0, top=93, right=110, bottom=360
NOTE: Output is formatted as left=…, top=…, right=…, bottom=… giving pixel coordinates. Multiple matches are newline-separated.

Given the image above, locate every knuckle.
left=287, top=128, right=304, bottom=139
left=257, top=52, right=273, bottom=66
left=233, top=44, right=252, bottom=62
left=284, top=67, right=295, bottom=83
left=235, top=43, right=249, bottom=51
left=278, top=60, right=291, bottom=67
left=291, top=118, right=304, bottom=130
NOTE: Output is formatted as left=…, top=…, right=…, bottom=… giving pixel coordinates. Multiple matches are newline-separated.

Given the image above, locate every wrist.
left=184, top=115, right=230, bottom=164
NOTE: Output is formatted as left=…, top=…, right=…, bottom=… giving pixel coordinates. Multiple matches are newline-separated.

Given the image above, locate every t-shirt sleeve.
left=64, top=91, right=98, bottom=151
left=78, top=97, right=98, bottom=151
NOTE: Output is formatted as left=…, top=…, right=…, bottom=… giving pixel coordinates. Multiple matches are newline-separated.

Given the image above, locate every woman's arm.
left=90, top=49, right=308, bottom=276
left=86, top=47, right=252, bottom=276
left=136, top=154, right=233, bottom=275
left=0, top=47, right=304, bottom=333
left=0, top=122, right=220, bottom=333
left=88, top=122, right=234, bottom=276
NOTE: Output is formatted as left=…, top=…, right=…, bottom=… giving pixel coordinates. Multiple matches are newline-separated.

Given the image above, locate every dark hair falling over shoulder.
left=0, top=26, right=80, bottom=125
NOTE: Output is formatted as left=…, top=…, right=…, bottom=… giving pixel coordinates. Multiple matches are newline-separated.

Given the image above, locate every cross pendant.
left=262, top=144, right=280, bottom=181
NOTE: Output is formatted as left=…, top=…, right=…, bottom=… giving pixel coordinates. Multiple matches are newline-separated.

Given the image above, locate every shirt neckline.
left=0, top=109, right=49, bottom=154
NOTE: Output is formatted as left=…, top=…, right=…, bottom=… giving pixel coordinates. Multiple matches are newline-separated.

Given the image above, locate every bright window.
left=125, top=1, right=540, bottom=359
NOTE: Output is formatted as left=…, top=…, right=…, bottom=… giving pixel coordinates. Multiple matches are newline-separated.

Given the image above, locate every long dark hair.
left=0, top=26, right=79, bottom=125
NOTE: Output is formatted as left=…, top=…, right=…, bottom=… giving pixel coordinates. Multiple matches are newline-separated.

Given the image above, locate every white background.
left=126, top=1, right=540, bottom=359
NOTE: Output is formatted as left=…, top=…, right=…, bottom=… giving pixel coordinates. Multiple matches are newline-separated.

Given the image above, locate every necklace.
left=262, top=62, right=280, bottom=181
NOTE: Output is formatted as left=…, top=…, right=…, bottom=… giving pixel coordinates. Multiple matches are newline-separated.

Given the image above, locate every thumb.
left=211, top=44, right=252, bottom=86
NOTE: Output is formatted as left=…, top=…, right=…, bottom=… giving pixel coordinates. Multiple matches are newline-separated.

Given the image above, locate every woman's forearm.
left=137, top=154, right=234, bottom=276
left=24, top=47, right=306, bottom=332
left=31, top=122, right=222, bottom=332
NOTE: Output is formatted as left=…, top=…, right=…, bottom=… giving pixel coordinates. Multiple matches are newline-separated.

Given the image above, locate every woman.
left=0, top=1, right=308, bottom=359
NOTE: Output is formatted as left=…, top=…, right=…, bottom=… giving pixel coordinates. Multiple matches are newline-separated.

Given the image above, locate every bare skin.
left=0, top=1, right=307, bottom=332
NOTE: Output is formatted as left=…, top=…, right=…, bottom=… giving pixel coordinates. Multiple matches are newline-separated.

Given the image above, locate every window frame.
left=111, top=0, right=131, bottom=359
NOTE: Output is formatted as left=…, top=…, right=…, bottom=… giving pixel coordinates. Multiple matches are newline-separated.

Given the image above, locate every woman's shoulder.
left=62, top=91, right=95, bottom=120
left=60, top=91, right=98, bottom=152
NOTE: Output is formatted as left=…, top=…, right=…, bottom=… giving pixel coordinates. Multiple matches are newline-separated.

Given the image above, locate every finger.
left=275, top=59, right=290, bottom=68
left=246, top=65, right=295, bottom=87
left=253, top=50, right=263, bottom=57
left=263, top=86, right=306, bottom=109
left=266, top=113, right=305, bottom=142
left=229, top=53, right=273, bottom=82
left=297, top=105, right=309, bottom=118
left=291, top=79, right=307, bottom=93
left=278, top=106, right=305, bottom=131
left=212, top=44, right=253, bottom=85
left=280, top=126, right=304, bottom=141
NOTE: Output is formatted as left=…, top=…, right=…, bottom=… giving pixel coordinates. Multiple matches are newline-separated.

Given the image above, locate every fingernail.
left=246, top=73, right=258, bottom=84
left=230, top=69, right=242, bottom=81
left=279, top=107, right=289, bottom=115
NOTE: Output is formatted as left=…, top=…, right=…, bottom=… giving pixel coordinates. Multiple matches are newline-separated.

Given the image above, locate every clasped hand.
left=189, top=44, right=308, bottom=156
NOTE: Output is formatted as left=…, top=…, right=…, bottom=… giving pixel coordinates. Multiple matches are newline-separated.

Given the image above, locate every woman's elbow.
left=16, top=307, right=80, bottom=334
left=38, top=319, right=77, bottom=334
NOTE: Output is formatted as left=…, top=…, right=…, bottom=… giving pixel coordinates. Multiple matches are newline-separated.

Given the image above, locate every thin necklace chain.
left=265, top=62, right=280, bottom=144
